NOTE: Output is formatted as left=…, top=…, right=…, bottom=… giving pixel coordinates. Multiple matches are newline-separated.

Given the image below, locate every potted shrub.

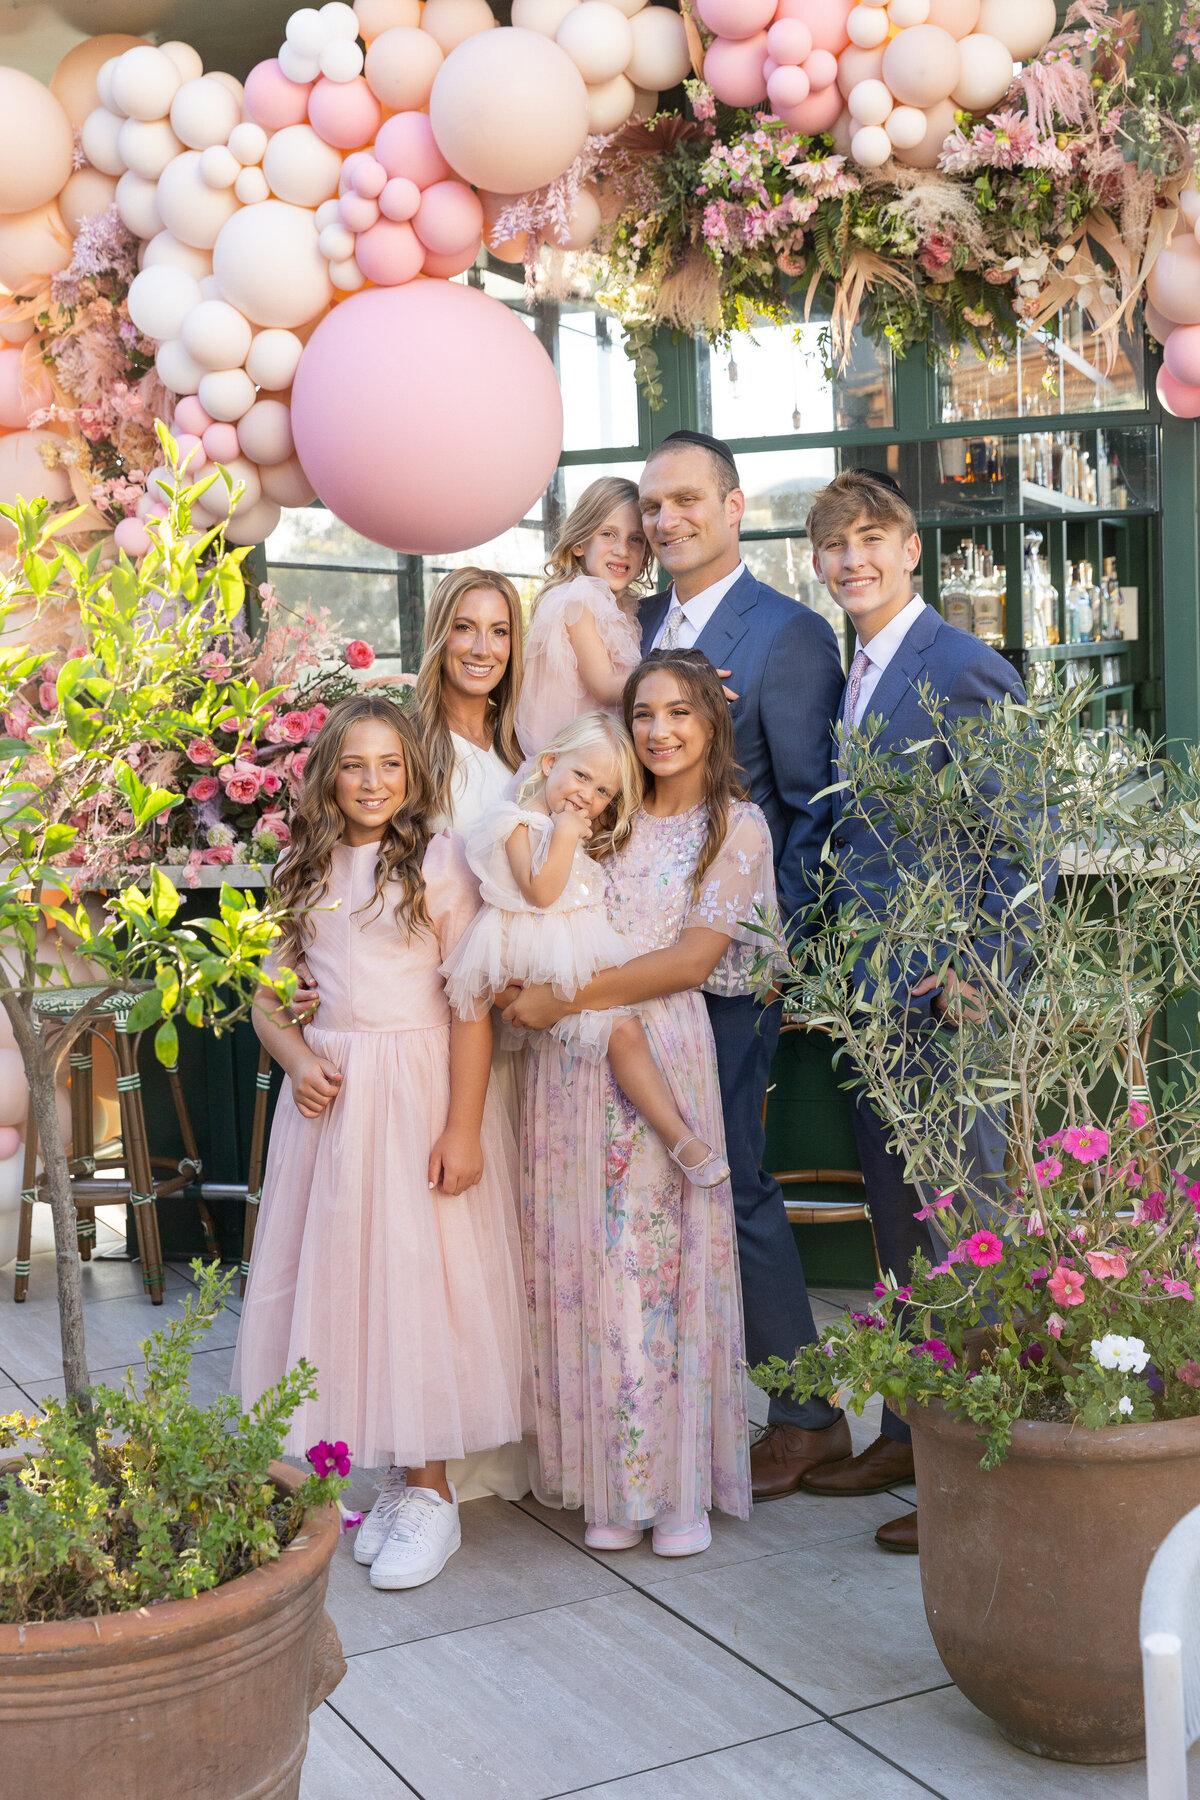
left=754, top=683, right=1200, bottom=1763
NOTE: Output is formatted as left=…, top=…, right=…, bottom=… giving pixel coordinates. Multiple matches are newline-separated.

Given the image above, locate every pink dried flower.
left=1177, top=1361, right=1200, bottom=1389
left=37, top=681, right=58, bottom=712
left=345, top=639, right=374, bottom=670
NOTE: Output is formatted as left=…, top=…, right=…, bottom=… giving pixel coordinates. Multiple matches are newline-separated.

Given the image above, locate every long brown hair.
left=532, top=476, right=652, bottom=618
left=622, top=649, right=747, bottom=896
left=414, top=566, right=524, bottom=825
left=272, top=693, right=433, bottom=966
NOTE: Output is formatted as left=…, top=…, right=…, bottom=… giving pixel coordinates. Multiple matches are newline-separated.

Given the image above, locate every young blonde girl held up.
left=232, top=695, right=528, bottom=1593
left=441, top=712, right=731, bottom=1187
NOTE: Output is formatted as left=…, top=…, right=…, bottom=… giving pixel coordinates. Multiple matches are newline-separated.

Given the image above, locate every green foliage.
left=0, top=1262, right=344, bottom=1624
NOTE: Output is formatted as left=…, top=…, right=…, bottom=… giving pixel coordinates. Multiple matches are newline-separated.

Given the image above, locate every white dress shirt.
left=848, top=595, right=927, bottom=727
left=650, top=561, right=747, bottom=650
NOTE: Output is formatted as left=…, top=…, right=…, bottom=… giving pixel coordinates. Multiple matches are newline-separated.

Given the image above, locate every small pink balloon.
left=244, top=58, right=312, bottom=131
left=379, top=175, right=421, bottom=221
left=0, top=1124, right=20, bottom=1159
left=776, top=0, right=854, bottom=54
left=308, top=76, right=383, bottom=151
left=776, top=81, right=844, bottom=132
left=202, top=420, right=241, bottom=461
left=421, top=239, right=482, bottom=279
left=767, top=18, right=814, bottom=64
left=1157, top=365, right=1200, bottom=419
left=763, top=55, right=779, bottom=80
left=352, top=157, right=388, bottom=199
left=172, top=395, right=213, bottom=436
left=355, top=218, right=426, bottom=286
left=805, top=47, right=840, bottom=90
left=374, top=112, right=453, bottom=190
left=173, top=431, right=204, bottom=470
left=0, top=347, right=27, bottom=429
left=114, top=516, right=152, bottom=557
left=413, top=179, right=485, bottom=257
left=340, top=150, right=372, bottom=191
left=704, top=34, right=769, bottom=107
left=1163, top=323, right=1200, bottom=388
left=695, top=0, right=775, bottom=37
left=339, top=190, right=381, bottom=231
left=768, top=64, right=811, bottom=110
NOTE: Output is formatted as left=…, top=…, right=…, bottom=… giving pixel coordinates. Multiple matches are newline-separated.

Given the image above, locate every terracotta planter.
left=909, top=1400, right=1200, bottom=1763
left=0, top=1463, right=345, bottom=1800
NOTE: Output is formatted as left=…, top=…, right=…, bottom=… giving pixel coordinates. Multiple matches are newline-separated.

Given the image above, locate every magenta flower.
left=345, top=639, right=375, bottom=670
left=913, top=1338, right=955, bottom=1366
left=965, top=1229, right=1003, bottom=1268
left=1033, top=1156, right=1062, bottom=1186
left=1128, top=1099, right=1150, bottom=1128
left=1047, top=1263, right=1086, bottom=1307
left=1163, top=1278, right=1195, bottom=1300
left=1084, top=1250, right=1128, bottom=1281
left=914, top=1190, right=955, bottom=1222
left=307, top=1439, right=352, bottom=1479
left=1061, top=1126, right=1109, bottom=1164
left=1177, top=1361, right=1200, bottom=1389
left=187, top=737, right=216, bottom=765
left=1136, top=1190, right=1167, bottom=1225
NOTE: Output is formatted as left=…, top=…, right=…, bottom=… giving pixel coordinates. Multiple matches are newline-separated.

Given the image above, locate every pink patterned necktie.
left=837, top=647, right=871, bottom=778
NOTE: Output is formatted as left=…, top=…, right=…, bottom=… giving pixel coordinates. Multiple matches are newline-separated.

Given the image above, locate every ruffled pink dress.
left=233, top=833, right=530, bottom=1468
left=514, top=574, right=643, bottom=760
left=441, top=801, right=634, bottom=1061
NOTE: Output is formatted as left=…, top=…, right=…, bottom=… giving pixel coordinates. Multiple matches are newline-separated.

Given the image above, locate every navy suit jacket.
left=640, top=567, right=845, bottom=923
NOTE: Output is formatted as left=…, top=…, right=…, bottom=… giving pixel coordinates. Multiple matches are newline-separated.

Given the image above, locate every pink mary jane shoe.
left=584, top=1521, right=644, bottom=1550
left=651, top=1512, right=712, bottom=1557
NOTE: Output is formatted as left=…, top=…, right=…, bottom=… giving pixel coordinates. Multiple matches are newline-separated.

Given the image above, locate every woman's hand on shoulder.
left=428, top=1124, right=484, bottom=1195
left=290, top=1051, right=342, bottom=1118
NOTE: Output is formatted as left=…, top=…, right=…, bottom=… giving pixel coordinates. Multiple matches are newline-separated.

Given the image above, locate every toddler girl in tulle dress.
left=514, top=476, right=649, bottom=760
left=441, top=711, right=730, bottom=1188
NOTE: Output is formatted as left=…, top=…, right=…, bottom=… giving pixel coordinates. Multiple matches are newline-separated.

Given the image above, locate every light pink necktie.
left=837, top=647, right=871, bottom=778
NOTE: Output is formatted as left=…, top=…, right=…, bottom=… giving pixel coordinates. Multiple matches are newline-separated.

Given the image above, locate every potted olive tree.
left=755, top=684, right=1200, bottom=1763
left=0, top=449, right=347, bottom=1799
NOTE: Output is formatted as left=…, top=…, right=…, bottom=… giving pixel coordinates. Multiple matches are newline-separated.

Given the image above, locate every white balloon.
left=118, top=116, right=183, bottom=179
left=237, top=398, right=295, bottom=465
left=320, top=38, right=365, bottom=80
left=128, top=263, right=202, bottom=340
left=557, top=2, right=633, bottom=83
left=245, top=328, right=305, bottom=390
left=80, top=106, right=126, bottom=177
left=512, top=0, right=579, bottom=32
left=847, top=4, right=890, bottom=46
left=952, top=32, right=1015, bottom=111
left=586, top=71, right=636, bottom=132
left=209, top=73, right=246, bottom=106
left=95, top=56, right=124, bottom=114
left=143, top=231, right=214, bottom=279
left=181, top=298, right=254, bottom=370
left=851, top=123, right=892, bottom=166
left=321, top=1, right=362, bottom=37
left=885, top=103, right=928, bottom=147
left=160, top=41, right=205, bottom=83
left=279, top=42, right=322, bottom=83
left=228, top=122, right=268, bottom=167
left=625, top=6, right=690, bottom=90
left=261, top=454, right=317, bottom=507
left=156, top=150, right=241, bottom=249
left=975, top=0, right=1056, bottom=59
left=286, top=7, right=327, bottom=56
left=198, top=368, right=258, bottom=421
left=262, top=124, right=344, bottom=207
left=111, top=45, right=182, bottom=122
left=848, top=77, right=893, bottom=124
left=888, top=0, right=930, bottom=21
left=170, top=76, right=242, bottom=151
left=212, top=200, right=334, bottom=328
left=200, top=144, right=240, bottom=189
left=315, top=197, right=342, bottom=229
left=115, top=170, right=162, bottom=238
left=319, top=221, right=356, bottom=260
left=224, top=496, right=283, bottom=544
left=199, top=274, right=226, bottom=300
left=235, top=167, right=271, bottom=205
left=329, top=254, right=366, bottom=289
left=603, top=0, right=648, bottom=12
left=156, top=335, right=206, bottom=393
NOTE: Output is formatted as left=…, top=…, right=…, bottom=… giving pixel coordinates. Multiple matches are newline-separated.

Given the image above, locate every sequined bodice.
left=605, top=806, right=707, bottom=954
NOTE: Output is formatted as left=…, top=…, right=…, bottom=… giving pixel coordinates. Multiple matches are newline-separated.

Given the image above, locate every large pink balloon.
left=291, top=281, right=563, bottom=554
left=1147, top=233, right=1200, bottom=327
left=695, top=0, right=774, bottom=38
left=704, top=34, right=769, bottom=107
left=244, top=58, right=312, bottom=129
left=1164, top=323, right=1200, bottom=389
left=1157, top=366, right=1200, bottom=420
left=776, top=81, right=843, bottom=133
left=776, top=0, right=853, bottom=54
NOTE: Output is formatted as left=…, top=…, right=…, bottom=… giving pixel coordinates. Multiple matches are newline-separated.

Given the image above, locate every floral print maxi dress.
left=523, top=800, right=775, bottom=1527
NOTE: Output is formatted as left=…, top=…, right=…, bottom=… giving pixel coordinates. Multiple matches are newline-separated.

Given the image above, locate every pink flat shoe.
left=651, top=1512, right=712, bottom=1557
left=584, top=1521, right=644, bottom=1550
left=668, top=1135, right=730, bottom=1189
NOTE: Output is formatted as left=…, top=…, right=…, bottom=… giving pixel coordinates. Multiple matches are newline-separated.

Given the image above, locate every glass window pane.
left=1018, top=424, right=1157, bottom=514
left=739, top=536, right=849, bottom=667
left=265, top=567, right=401, bottom=657
left=265, top=507, right=397, bottom=570
left=422, top=518, right=550, bottom=617
left=738, top=447, right=837, bottom=531
left=936, top=306, right=1147, bottom=424
left=918, top=436, right=1014, bottom=522
left=702, top=316, right=893, bottom=441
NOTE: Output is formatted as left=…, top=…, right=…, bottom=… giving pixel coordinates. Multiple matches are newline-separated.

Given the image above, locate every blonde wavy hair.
left=272, top=694, right=433, bottom=967
left=532, top=477, right=652, bottom=620
left=414, top=567, right=524, bottom=826
left=516, top=710, right=643, bottom=862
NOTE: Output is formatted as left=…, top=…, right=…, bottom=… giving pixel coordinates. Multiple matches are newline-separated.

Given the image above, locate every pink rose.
left=1047, top=1263, right=1086, bottom=1307
left=1084, top=1250, right=1128, bottom=1281
left=224, top=771, right=263, bottom=805
left=201, top=845, right=234, bottom=864
left=187, top=738, right=217, bottom=765
left=281, top=709, right=310, bottom=742
left=201, top=650, right=232, bottom=680
left=1061, top=1125, right=1109, bottom=1164
left=264, top=718, right=288, bottom=743
left=345, top=639, right=374, bottom=670
left=258, top=809, right=291, bottom=845
left=260, top=767, right=282, bottom=796
left=188, top=775, right=219, bottom=802
left=285, top=748, right=309, bottom=782
left=38, top=681, right=58, bottom=712
left=964, top=1229, right=1003, bottom=1268
left=307, top=703, right=329, bottom=735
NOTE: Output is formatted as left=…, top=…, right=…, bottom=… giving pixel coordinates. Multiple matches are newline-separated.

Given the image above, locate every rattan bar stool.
left=14, top=986, right=217, bottom=1305
left=763, top=1020, right=876, bottom=1239
left=238, top=1043, right=273, bottom=1296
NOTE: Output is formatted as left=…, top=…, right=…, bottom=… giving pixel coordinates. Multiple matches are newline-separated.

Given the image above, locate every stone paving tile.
left=25, top=1342, right=236, bottom=1410
left=331, top=1589, right=816, bottom=1800
left=0, top=1282, right=240, bottom=1386
left=300, top=1703, right=417, bottom=1799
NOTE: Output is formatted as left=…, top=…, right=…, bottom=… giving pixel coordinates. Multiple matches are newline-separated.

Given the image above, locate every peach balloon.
left=421, top=241, right=482, bottom=277
left=202, top=420, right=241, bottom=461
left=213, top=201, right=334, bottom=329
left=243, top=58, right=313, bottom=130
left=291, top=280, right=563, bottom=554
left=0, top=1050, right=26, bottom=1127
left=355, top=218, right=426, bottom=284
left=59, top=168, right=120, bottom=236
left=354, top=0, right=423, bottom=39
left=951, top=32, right=1014, bottom=111
left=768, top=65, right=810, bottom=110
left=51, top=33, right=145, bottom=127
left=927, top=0, right=980, bottom=33
left=237, top=398, right=295, bottom=466
left=0, top=71, right=74, bottom=216
left=776, top=0, right=853, bottom=53
left=0, top=431, right=73, bottom=542
left=1157, top=366, right=1200, bottom=419
left=556, top=3, right=634, bottom=83
left=625, top=7, right=691, bottom=89
left=0, top=305, right=34, bottom=346
left=695, top=0, right=774, bottom=38
left=892, top=95, right=957, bottom=165
left=364, top=26, right=444, bottom=109
left=375, top=112, right=455, bottom=189
left=775, top=80, right=842, bottom=132
left=805, top=48, right=839, bottom=89
left=885, top=102, right=927, bottom=147
left=1148, top=233, right=1200, bottom=326
left=851, top=123, right=892, bottom=167
left=429, top=29, right=588, bottom=194
left=704, top=34, right=769, bottom=107
left=114, top=516, right=152, bottom=557
left=586, top=73, right=637, bottom=134
left=837, top=41, right=885, bottom=98
left=422, top=0, right=499, bottom=54
left=224, top=496, right=282, bottom=546
left=882, top=25, right=961, bottom=106
left=0, top=348, right=50, bottom=429
left=142, top=230, right=213, bottom=280
left=413, top=180, right=485, bottom=256
left=262, top=125, right=344, bottom=207
left=308, top=76, right=383, bottom=150
left=975, top=0, right=1055, bottom=59
left=0, top=204, right=72, bottom=294
left=261, top=454, right=317, bottom=507
left=156, top=152, right=241, bottom=250
left=846, top=5, right=889, bottom=48
left=888, top=0, right=930, bottom=23
left=1143, top=299, right=1175, bottom=344
left=766, top=19, right=813, bottom=63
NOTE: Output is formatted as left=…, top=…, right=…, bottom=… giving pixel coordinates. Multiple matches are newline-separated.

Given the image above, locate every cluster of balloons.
left=698, top=0, right=1058, bottom=170
left=511, top=0, right=689, bottom=136
left=1147, top=187, right=1200, bottom=419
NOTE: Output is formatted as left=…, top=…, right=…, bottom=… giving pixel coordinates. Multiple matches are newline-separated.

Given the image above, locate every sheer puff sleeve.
left=685, top=802, right=783, bottom=998
left=423, top=831, right=483, bottom=966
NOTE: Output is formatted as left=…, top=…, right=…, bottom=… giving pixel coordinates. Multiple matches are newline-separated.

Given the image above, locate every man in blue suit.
left=797, top=467, right=1036, bottom=1554
left=638, top=430, right=854, bottom=1499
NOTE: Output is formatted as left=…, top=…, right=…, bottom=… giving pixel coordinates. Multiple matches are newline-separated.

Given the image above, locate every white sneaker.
left=369, top=1484, right=461, bottom=1590
left=352, top=1467, right=409, bottom=1566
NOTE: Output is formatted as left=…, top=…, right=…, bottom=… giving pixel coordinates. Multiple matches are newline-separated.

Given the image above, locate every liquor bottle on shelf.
left=1101, top=556, right=1124, bottom=639
left=1065, top=563, right=1090, bottom=644
left=972, top=546, right=1006, bottom=646
left=1022, top=531, right=1059, bottom=647
left=941, top=552, right=973, bottom=633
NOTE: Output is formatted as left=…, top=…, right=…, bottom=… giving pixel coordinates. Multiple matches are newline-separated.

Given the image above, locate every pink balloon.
left=768, top=64, right=810, bottom=110
left=763, top=56, right=779, bottom=81
left=695, top=0, right=775, bottom=38
left=202, top=420, right=241, bottom=461
left=354, top=218, right=426, bottom=285
left=172, top=395, right=213, bottom=437
left=0, top=1124, right=18, bottom=1160
left=767, top=18, right=813, bottom=64
left=173, top=431, right=204, bottom=470
left=1163, top=323, right=1200, bottom=388
left=1146, top=233, right=1200, bottom=327
left=776, top=0, right=854, bottom=54
left=291, top=280, right=563, bottom=555
left=1144, top=299, right=1177, bottom=344
left=352, top=157, right=388, bottom=199
left=805, top=48, right=840, bottom=90
left=776, top=81, right=843, bottom=132
left=413, top=180, right=485, bottom=257
left=244, top=58, right=312, bottom=131
left=374, top=112, right=453, bottom=189
left=0, top=347, right=27, bottom=429
left=339, top=191, right=380, bottom=231
left=114, top=516, right=152, bottom=557
left=1157, top=365, right=1200, bottom=419
left=421, top=240, right=482, bottom=278
left=379, top=175, right=421, bottom=222
left=308, top=76, right=383, bottom=151
left=704, top=34, right=769, bottom=107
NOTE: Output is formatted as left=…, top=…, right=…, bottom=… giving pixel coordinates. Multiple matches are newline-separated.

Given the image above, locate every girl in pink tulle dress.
left=233, top=694, right=529, bottom=1591
left=442, top=712, right=730, bottom=1188
left=514, top=476, right=649, bottom=760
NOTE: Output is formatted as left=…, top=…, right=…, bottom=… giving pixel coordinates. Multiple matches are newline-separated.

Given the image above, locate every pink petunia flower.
left=1046, top=1312, right=1065, bottom=1338
left=307, top=1439, right=352, bottom=1478
left=1136, top=1191, right=1167, bottom=1225
left=914, top=1190, right=955, bottom=1222
left=1061, top=1126, right=1109, bottom=1164
left=1128, top=1099, right=1150, bottom=1128
left=1085, top=1251, right=1128, bottom=1281
left=1163, top=1278, right=1195, bottom=1300
left=965, top=1230, right=1003, bottom=1268
left=187, top=738, right=217, bottom=765
left=1047, top=1263, right=1086, bottom=1307
left=187, top=775, right=219, bottom=802
left=1177, top=1361, right=1200, bottom=1388
left=1033, top=1156, right=1063, bottom=1186
left=1025, top=1209, right=1046, bottom=1237
left=345, top=640, right=374, bottom=670
left=914, top=1338, right=955, bottom=1366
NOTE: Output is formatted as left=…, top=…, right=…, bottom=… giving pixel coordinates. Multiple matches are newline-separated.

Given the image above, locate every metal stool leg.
left=161, top=1056, right=218, bottom=1261
left=115, top=1025, right=165, bottom=1304
left=13, top=1103, right=37, bottom=1303
left=241, top=1047, right=272, bottom=1296
left=68, top=1043, right=95, bottom=1260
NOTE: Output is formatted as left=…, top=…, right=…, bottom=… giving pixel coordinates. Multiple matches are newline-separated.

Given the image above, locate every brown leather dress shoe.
left=875, top=1509, right=919, bottom=1554
left=750, top=1415, right=852, bottom=1501
left=799, top=1432, right=915, bottom=1496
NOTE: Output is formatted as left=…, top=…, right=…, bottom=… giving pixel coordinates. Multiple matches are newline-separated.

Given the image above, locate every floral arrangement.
left=518, top=0, right=1200, bottom=389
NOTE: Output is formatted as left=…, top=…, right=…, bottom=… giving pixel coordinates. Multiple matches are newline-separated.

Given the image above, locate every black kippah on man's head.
left=654, top=428, right=740, bottom=475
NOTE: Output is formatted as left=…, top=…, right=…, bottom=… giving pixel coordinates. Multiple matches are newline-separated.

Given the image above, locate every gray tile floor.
left=2, top=1208, right=1195, bottom=1800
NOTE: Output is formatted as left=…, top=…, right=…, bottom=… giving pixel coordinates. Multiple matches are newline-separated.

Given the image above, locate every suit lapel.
left=859, top=605, right=942, bottom=737
left=693, top=566, right=756, bottom=666
left=639, top=588, right=671, bottom=654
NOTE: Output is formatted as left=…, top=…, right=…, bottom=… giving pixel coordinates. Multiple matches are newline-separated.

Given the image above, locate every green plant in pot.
left=752, top=682, right=1200, bottom=1764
